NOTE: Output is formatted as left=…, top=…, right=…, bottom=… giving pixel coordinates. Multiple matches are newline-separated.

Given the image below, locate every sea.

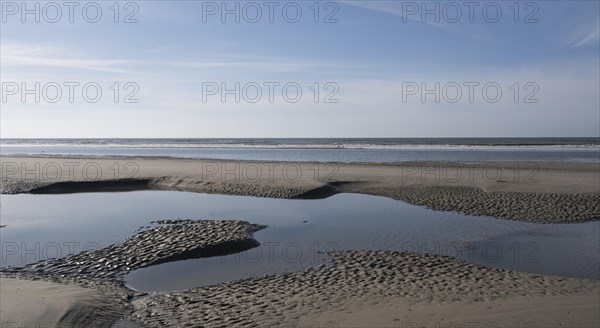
left=1, top=138, right=599, bottom=163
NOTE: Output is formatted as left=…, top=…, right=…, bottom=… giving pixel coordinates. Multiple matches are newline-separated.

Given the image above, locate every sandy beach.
left=300, top=293, right=600, bottom=328
left=1, top=155, right=599, bottom=327
left=0, top=278, right=131, bottom=327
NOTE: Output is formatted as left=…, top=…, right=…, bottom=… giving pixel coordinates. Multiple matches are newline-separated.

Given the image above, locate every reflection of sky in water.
left=1, top=191, right=598, bottom=292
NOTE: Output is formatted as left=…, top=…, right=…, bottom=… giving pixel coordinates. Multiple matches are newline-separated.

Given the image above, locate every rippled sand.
left=1, top=156, right=598, bottom=326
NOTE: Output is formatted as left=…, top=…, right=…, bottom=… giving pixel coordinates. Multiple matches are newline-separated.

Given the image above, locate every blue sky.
left=1, top=0, right=599, bottom=137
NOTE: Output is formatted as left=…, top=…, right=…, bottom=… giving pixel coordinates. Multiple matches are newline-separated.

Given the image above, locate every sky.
left=0, top=0, right=599, bottom=138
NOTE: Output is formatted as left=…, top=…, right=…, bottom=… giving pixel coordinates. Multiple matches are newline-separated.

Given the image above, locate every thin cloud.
left=1, top=43, right=133, bottom=74
left=337, top=0, right=495, bottom=41
left=570, top=20, right=600, bottom=48
left=170, top=61, right=316, bottom=72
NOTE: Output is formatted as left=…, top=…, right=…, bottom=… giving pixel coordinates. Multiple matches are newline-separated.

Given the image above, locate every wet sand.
left=131, top=250, right=599, bottom=327
left=2, top=156, right=599, bottom=222
left=3, top=220, right=264, bottom=282
left=1, top=155, right=599, bottom=327
left=1, top=220, right=264, bottom=327
left=1, top=219, right=598, bottom=327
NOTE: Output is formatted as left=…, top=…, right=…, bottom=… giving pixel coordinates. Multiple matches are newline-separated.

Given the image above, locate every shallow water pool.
left=1, top=191, right=598, bottom=292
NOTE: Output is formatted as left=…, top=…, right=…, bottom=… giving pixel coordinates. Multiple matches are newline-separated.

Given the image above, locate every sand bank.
left=4, top=220, right=263, bottom=284
left=1, top=156, right=599, bottom=222
left=300, top=293, right=600, bottom=328
left=131, top=250, right=599, bottom=327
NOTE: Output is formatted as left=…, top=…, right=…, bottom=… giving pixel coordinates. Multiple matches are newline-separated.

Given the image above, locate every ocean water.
left=1, top=138, right=599, bottom=163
